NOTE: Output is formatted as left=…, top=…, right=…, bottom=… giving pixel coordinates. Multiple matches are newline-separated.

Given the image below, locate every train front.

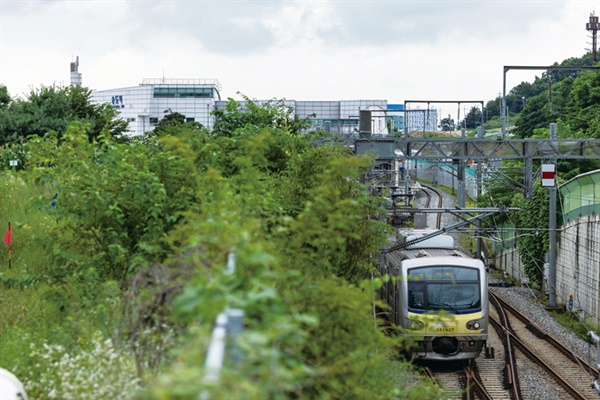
left=401, top=257, right=488, bottom=361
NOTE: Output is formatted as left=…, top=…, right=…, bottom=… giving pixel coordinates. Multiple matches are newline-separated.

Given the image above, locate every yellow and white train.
left=378, top=229, right=488, bottom=361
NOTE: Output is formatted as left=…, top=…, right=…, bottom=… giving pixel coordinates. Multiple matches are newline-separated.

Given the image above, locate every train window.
left=408, top=282, right=425, bottom=309
left=407, top=266, right=481, bottom=313
left=427, top=283, right=480, bottom=312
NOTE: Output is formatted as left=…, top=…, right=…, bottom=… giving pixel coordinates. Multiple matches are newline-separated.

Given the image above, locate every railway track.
left=421, top=327, right=511, bottom=400
left=423, top=286, right=598, bottom=399
left=424, top=325, right=515, bottom=399
left=420, top=183, right=443, bottom=229
left=471, top=318, right=516, bottom=400
left=418, top=300, right=519, bottom=399
left=423, top=358, right=502, bottom=400
left=489, top=290, right=599, bottom=399
left=423, top=362, right=466, bottom=398
left=486, top=292, right=522, bottom=399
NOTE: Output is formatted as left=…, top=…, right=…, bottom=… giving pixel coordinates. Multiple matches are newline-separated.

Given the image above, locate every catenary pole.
left=548, top=123, right=558, bottom=308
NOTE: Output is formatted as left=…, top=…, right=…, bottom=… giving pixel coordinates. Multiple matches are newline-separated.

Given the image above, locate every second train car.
left=377, top=229, right=488, bottom=361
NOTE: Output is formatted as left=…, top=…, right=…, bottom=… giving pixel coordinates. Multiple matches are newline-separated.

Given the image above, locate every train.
left=377, top=229, right=489, bottom=361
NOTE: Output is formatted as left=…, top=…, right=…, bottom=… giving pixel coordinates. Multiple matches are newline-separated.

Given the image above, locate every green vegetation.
left=3, top=49, right=600, bottom=397
left=0, top=90, right=443, bottom=399
left=477, top=54, right=600, bottom=287
left=0, top=84, right=129, bottom=144
left=551, top=311, right=600, bottom=344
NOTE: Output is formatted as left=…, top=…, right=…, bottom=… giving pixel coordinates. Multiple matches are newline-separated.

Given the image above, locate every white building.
left=90, top=78, right=222, bottom=136
left=80, top=54, right=396, bottom=137
left=90, top=77, right=391, bottom=137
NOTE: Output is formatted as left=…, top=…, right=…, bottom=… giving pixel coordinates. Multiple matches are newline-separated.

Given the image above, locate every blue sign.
left=111, top=95, right=125, bottom=109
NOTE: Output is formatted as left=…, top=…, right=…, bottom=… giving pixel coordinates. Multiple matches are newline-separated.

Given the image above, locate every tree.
left=3, top=95, right=445, bottom=399
left=484, top=97, right=501, bottom=120
left=563, top=69, right=600, bottom=138
left=439, top=115, right=455, bottom=131
left=0, top=85, right=11, bottom=107
left=507, top=81, right=540, bottom=114
left=0, top=84, right=128, bottom=145
left=462, top=106, right=483, bottom=129
left=211, top=94, right=312, bottom=137
left=150, top=108, right=203, bottom=138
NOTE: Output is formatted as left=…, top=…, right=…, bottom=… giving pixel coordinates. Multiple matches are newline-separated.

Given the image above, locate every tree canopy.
left=0, top=84, right=128, bottom=145
left=439, top=115, right=455, bottom=131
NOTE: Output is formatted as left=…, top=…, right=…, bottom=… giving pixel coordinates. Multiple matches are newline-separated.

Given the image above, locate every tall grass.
left=0, top=170, right=147, bottom=399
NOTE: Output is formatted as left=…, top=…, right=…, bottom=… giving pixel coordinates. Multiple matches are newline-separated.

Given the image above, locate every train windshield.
left=407, top=266, right=480, bottom=313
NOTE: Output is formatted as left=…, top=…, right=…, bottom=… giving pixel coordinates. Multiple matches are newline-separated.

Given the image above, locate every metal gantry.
left=356, top=132, right=600, bottom=307
left=357, top=135, right=600, bottom=199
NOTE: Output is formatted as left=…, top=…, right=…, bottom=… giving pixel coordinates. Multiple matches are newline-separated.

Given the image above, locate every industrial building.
left=90, top=80, right=403, bottom=137
left=90, top=78, right=221, bottom=135
left=71, top=58, right=414, bottom=137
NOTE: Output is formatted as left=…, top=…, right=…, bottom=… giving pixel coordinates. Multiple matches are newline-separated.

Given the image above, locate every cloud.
left=124, top=1, right=278, bottom=55
left=0, top=0, right=595, bottom=110
left=277, top=1, right=569, bottom=48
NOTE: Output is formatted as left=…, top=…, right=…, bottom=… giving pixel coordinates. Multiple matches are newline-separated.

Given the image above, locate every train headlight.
left=408, top=320, right=425, bottom=331
left=466, top=320, right=481, bottom=330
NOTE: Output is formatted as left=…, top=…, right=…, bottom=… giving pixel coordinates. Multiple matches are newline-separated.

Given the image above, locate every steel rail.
left=420, top=183, right=444, bottom=229
left=490, top=291, right=595, bottom=400
left=488, top=292, right=523, bottom=400
left=464, top=360, right=493, bottom=400
left=492, top=293, right=599, bottom=382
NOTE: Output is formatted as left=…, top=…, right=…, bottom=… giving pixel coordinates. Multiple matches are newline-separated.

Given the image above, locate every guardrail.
left=199, top=253, right=245, bottom=400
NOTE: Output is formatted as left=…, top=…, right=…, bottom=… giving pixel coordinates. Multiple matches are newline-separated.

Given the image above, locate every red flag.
left=3, top=222, right=11, bottom=247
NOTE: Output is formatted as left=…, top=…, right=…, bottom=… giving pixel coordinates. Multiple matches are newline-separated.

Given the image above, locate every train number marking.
left=435, top=327, right=455, bottom=333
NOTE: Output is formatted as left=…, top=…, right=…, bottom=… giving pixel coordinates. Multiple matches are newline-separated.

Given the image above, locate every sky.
left=1, top=0, right=599, bottom=121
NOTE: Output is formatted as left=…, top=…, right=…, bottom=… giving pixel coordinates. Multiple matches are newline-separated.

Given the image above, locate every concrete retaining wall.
left=556, top=214, right=600, bottom=322
left=414, top=162, right=478, bottom=199
left=494, top=247, right=527, bottom=284
left=496, top=214, right=600, bottom=322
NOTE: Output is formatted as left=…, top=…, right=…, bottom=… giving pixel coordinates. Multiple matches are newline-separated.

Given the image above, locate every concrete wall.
left=496, top=214, right=600, bottom=322
left=414, top=162, right=478, bottom=199
left=494, top=247, right=527, bottom=284
left=556, top=214, right=600, bottom=322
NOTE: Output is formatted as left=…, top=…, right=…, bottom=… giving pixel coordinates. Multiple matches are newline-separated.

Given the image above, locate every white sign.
left=541, top=164, right=556, bottom=187
left=9, top=160, right=18, bottom=167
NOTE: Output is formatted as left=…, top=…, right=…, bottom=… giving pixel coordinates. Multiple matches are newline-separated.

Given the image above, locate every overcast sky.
left=1, top=0, right=599, bottom=121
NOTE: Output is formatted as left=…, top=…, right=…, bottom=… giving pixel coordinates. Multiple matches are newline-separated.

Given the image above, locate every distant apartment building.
left=404, top=106, right=438, bottom=132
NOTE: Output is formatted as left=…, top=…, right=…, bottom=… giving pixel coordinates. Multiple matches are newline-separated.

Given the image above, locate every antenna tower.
left=587, top=13, right=600, bottom=63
